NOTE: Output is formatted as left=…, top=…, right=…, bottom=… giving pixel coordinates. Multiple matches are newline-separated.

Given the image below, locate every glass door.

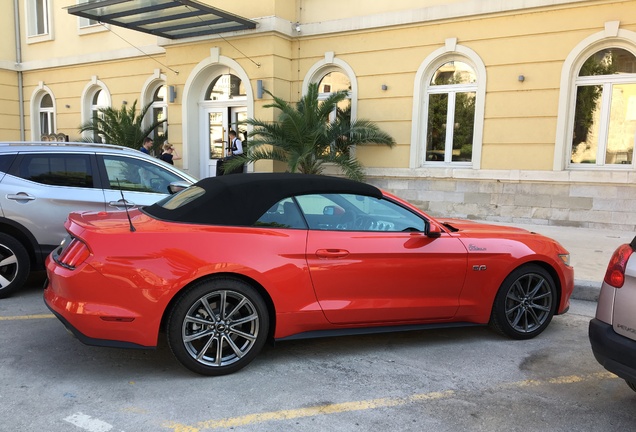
left=203, top=107, right=227, bottom=177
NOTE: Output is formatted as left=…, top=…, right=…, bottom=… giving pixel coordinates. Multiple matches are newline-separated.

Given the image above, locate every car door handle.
left=6, top=193, right=36, bottom=201
left=108, top=200, right=138, bottom=208
left=315, top=249, right=350, bottom=258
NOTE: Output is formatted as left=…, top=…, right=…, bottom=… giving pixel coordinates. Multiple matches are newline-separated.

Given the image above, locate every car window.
left=254, top=197, right=307, bottom=229
left=16, top=154, right=94, bottom=188
left=102, top=155, right=184, bottom=194
left=296, top=193, right=425, bottom=232
left=0, top=154, right=17, bottom=173
left=154, top=185, right=205, bottom=210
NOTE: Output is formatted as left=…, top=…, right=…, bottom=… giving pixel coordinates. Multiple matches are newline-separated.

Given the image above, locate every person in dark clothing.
left=159, top=142, right=181, bottom=165
left=140, top=137, right=153, bottom=154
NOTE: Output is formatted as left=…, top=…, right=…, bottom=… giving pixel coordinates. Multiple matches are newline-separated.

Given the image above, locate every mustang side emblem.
left=468, top=244, right=487, bottom=251
left=473, top=265, right=487, bottom=271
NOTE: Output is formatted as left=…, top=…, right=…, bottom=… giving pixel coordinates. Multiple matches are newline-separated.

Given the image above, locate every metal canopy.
left=66, top=0, right=257, bottom=39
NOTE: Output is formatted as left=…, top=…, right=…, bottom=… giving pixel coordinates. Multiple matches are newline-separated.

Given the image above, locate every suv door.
left=98, top=153, right=192, bottom=210
left=1, top=152, right=106, bottom=249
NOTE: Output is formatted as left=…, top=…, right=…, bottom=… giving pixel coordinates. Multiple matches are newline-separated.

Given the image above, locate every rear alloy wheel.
left=626, top=380, right=636, bottom=393
left=490, top=264, right=557, bottom=340
left=167, top=278, right=269, bottom=376
left=0, top=233, right=30, bottom=299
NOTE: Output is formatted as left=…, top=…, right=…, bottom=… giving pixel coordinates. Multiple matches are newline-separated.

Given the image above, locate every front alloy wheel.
left=490, top=264, right=557, bottom=340
left=167, top=278, right=269, bottom=376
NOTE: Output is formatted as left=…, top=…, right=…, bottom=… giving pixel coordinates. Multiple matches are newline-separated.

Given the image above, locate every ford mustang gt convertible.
left=44, top=173, right=574, bottom=376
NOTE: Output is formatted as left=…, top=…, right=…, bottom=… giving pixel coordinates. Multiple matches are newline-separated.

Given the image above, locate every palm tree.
left=79, top=100, right=165, bottom=153
left=223, top=83, right=395, bottom=181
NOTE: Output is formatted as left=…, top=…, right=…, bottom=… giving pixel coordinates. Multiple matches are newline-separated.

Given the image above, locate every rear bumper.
left=589, top=318, right=636, bottom=383
left=44, top=295, right=150, bottom=350
left=44, top=256, right=160, bottom=348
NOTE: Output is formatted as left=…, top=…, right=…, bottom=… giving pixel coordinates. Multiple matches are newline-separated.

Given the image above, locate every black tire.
left=0, top=233, right=30, bottom=299
left=626, top=380, right=636, bottom=393
left=167, top=278, right=269, bottom=376
left=489, top=264, right=557, bottom=340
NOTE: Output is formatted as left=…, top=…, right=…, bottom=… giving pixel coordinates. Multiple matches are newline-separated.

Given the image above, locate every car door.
left=299, top=193, right=468, bottom=325
left=98, top=153, right=192, bottom=210
left=0, top=152, right=106, bottom=248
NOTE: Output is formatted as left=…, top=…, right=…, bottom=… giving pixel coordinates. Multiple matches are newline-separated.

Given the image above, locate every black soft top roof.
left=143, top=173, right=382, bottom=226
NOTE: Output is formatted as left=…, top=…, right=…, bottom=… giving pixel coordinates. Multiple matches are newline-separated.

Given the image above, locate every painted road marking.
left=64, top=413, right=115, bottom=432
left=162, top=371, right=617, bottom=432
left=0, top=313, right=55, bottom=321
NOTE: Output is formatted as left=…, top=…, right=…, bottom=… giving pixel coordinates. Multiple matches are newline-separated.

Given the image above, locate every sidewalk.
left=486, top=220, right=634, bottom=302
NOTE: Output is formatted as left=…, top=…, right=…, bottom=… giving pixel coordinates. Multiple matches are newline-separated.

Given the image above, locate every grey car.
left=589, top=236, right=636, bottom=392
left=0, top=142, right=197, bottom=298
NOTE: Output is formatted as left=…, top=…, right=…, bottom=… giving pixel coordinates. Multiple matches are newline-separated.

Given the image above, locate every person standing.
left=139, top=137, right=153, bottom=154
left=159, top=142, right=181, bottom=165
left=228, top=130, right=243, bottom=157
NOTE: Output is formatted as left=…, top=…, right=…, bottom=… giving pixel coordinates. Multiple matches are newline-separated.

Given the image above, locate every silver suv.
left=0, top=142, right=197, bottom=298
left=589, top=237, right=636, bottom=392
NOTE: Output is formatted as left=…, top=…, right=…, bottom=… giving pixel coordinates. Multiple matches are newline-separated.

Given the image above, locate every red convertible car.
left=45, top=173, right=574, bottom=376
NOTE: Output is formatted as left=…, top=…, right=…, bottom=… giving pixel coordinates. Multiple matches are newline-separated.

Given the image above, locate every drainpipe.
left=14, top=0, right=25, bottom=141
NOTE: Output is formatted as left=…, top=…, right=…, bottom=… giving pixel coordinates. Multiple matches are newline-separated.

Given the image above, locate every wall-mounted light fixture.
left=381, top=84, right=388, bottom=91
left=122, top=100, right=128, bottom=105
left=293, top=22, right=301, bottom=33
left=518, top=75, right=525, bottom=82
left=65, top=104, right=70, bottom=109
left=257, top=80, right=264, bottom=99
left=169, top=85, right=177, bottom=103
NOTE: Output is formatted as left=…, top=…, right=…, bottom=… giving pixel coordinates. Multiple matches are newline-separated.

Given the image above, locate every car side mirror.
left=426, top=223, right=442, bottom=238
left=168, top=181, right=191, bottom=194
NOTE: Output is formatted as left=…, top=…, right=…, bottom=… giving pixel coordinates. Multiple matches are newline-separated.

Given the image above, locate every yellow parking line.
left=162, top=371, right=617, bottom=432
left=0, top=313, right=55, bottom=321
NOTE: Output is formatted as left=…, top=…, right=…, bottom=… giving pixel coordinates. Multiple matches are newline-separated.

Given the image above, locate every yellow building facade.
left=2, top=0, right=636, bottom=229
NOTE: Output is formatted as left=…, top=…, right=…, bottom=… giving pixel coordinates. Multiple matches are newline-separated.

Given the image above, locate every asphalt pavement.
left=486, top=220, right=634, bottom=302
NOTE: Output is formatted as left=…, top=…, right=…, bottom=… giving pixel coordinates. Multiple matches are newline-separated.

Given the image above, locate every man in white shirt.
left=228, top=130, right=243, bottom=156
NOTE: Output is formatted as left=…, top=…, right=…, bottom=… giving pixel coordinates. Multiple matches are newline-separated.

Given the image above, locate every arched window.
left=82, top=78, right=111, bottom=142
left=39, top=93, right=55, bottom=138
left=151, top=85, right=168, bottom=140
left=316, top=71, right=351, bottom=156
left=89, top=89, right=109, bottom=143
left=424, top=60, right=477, bottom=164
left=205, top=74, right=246, bottom=100
left=569, top=47, right=636, bottom=167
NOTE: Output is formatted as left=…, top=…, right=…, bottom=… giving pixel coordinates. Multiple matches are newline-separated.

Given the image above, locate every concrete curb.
left=572, top=279, right=600, bottom=302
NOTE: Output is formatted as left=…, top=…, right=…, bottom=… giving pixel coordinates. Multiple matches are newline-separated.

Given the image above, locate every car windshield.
left=154, top=185, right=205, bottom=210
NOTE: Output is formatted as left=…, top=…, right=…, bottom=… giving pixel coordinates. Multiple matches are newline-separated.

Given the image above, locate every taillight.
left=603, top=243, right=634, bottom=288
left=57, top=238, right=91, bottom=269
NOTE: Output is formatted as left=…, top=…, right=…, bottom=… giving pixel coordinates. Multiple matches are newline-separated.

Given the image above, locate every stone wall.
left=367, top=176, right=636, bottom=231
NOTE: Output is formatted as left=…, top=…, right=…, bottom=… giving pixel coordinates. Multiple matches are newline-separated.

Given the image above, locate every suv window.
left=16, top=154, right=94, bottom=188
left=0, top=154, right=17, bottom=173
left=102, top=155, right=185, bottom=194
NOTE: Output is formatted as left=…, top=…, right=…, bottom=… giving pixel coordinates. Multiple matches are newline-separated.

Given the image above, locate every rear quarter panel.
left=68, top=216, right=321, bottom=342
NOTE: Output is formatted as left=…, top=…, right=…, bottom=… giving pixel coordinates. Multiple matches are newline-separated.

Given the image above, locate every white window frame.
left=303, top=52, right=358, bottom=125
left=410, top=38, right=486, bottom=169
left=568, top=71, right=636, bottom=169
left=141, top=70, right=169, bottom=136
left=423, top=70, right=478, bottom=166
left=25, top=0, right=53, bottom=43
left=77, top=0, right=109, bottom=35
left=554, top=22, right=636, bottom=171
left=81, top=77, right=111, bottom=142
left=29, top=83, right=56, bottom=141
